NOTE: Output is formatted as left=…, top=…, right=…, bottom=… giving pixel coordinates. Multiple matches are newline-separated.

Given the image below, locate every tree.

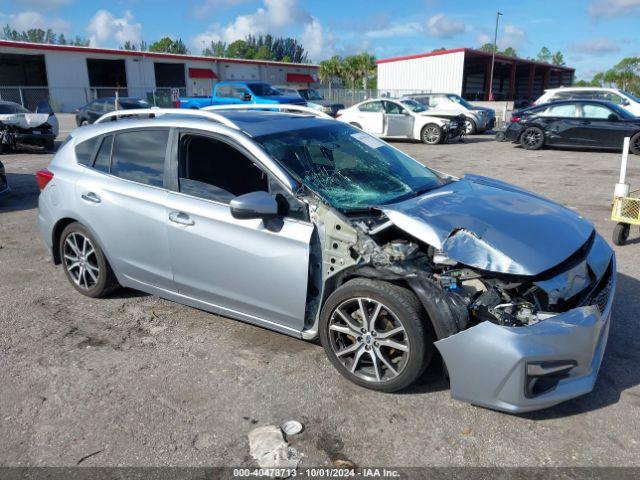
left=479, top=43, right=496, bottom=53
left=478, top=43, right=517, bottom=57
left=552, top=51, right=565, bottom=66
left=537, top=46, right=552, bottom=63
left=1, top=24, right=89, bottom=46
left=149, top=37, right=189, bottom=54
left=576, top=57, right=640, bottom=96
left=502, top=47, right=517, bottom=57
left=226, top=39, right=253, bottom=59
left=203, top=40, right=227, bottom=57
left=318, top=55, right=343, bottom=100
left=431, top=47, right=446, bottom=52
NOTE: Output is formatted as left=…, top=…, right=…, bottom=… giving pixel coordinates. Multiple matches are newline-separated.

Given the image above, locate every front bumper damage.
left=435, top=257, right=615, bottom=413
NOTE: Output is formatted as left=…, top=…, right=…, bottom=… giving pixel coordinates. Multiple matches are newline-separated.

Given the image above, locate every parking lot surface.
left=1, top=121, right=639, bottom=467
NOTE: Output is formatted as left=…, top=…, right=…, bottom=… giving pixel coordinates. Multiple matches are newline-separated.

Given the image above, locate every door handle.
left=81, top=192, right=101, bottom=203
left=169, top=211, right=195, bottom=226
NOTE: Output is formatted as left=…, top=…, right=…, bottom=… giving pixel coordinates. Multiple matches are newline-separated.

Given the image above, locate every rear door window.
left=93, top=135, right=113, bottom=173
left=582, top=104, right=615, bottom=119
left=541, top=104, right=579, bottom=117
left=359, top=101, right=383, bottom=112
left=111, top=130, right=169, bottom=187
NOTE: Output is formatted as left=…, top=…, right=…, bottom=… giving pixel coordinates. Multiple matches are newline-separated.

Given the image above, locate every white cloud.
left=588, top=0, right=640, bottom=17
left=476, top=24, right=525, bottom=50
left=426, top=13, right=466, bottom=38
left=87, top=10, right=142, bottom=47
left=193, top=0, right=334, bottom=61
left=366, top=22, right=423, bottom=39
left=569, top=38, right=621, bottom=55
left=0, top=10, right=70, bottom=33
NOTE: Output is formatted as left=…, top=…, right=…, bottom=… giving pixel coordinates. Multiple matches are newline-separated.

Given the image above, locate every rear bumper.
left=505, top=123, right=523, bottom=142
left=435, top=257, right=616, bottom=413
left=16, top=132, right=56, bottom=145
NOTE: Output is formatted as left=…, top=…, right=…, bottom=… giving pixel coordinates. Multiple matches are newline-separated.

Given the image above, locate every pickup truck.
left=178, top=81, right=307, bottom=109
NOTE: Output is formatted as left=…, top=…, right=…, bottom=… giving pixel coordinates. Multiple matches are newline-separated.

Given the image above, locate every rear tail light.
left=335, top=112, right=342, bottom=118
left=511, top=115, right=520, bottom=123
left=35, top=168, right=54, bottom=190
left=174, top=100, right=181, bottom=108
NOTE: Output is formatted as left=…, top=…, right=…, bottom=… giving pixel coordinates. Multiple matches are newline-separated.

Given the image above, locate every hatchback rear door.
left=74, top=128, right=174, bottom=291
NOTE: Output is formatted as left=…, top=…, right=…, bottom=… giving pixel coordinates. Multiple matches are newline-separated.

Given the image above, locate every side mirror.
left=243, top=93, right=252, bottom=102
left=608, top=113, right=619, bottom=122
left=230, top=191, right=279, bottom=220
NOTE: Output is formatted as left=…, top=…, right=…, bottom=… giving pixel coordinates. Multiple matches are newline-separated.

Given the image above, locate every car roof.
left=546, top=87, right=616, bottom=93
left=70, top=110, right=336, bottom=141
left=526, top=99, right=622, bottom=111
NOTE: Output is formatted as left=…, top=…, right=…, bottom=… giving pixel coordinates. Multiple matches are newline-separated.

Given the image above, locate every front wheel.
left=59, top=222, right=119, bottom=297
left=630, top=132, right=640, bottom=155
left=320, top=278, right=432, bottom=392
left=520, top=126, right=545, bottom=150
left=421, top=124, right=443, bottom=145
left=612, top=223, right=630, bottom=246
left=463, top=118, right=476, bottom=135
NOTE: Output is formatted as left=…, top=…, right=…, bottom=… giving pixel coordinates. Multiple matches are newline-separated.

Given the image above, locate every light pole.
left=488, top=11, right=503, bottom=101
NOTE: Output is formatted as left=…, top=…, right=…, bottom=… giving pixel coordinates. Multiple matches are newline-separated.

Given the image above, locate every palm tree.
left=355, top=53, right=376, bottom=89
left=318, top=56, right=342, bottom=101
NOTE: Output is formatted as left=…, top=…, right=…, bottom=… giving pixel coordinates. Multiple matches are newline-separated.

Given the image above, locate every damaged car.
left=36, top=105, right=615, bottom=413
left=0, top=100, right=59, bottom=153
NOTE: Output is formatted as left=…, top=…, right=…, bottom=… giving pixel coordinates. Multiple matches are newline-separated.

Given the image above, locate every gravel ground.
left=1, top=117, right=639, bottom=467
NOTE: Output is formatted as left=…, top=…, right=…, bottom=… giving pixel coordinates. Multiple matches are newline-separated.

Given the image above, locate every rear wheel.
left=612, top=223, right=630, bottom=246
left=630, top=132, right=640, bottom=155
left=320, top=278, right=432, bottom=392
left=520, top=126, right=545, bottom=150
left=421, top=124, right=443, bottom=145
left=59, top=222, right=118, bottom=297
left=80, top=119, right=89, bottom=127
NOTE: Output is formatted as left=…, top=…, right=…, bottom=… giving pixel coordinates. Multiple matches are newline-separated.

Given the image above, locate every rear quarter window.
left=111, top=130, right=169, bottom=187
left=75, top=137, right=100, bottom=165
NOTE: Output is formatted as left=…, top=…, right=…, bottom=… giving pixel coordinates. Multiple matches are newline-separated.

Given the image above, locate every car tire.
left=59, top=222, right=119, bottom=298
left=495, top=131, right=506, bottom=142
left=319, top=278, right=432, bottom=392
left=421, top=124, right=443, bottom=145
left=630, top=132, right=640, bottom=155
left=612, top=223, right=630, bottom=246
left=80, top=119, right=90, bottom=127
left=520, top=126, right=545, bottom=150
left=463, top=118, right=476, bottom=135
left=349, top=122, right=362, bottom=129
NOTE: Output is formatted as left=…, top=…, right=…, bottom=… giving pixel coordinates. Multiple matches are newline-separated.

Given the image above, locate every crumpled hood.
left=0, top=113, right=50, bottom=129
left=380, top=174, right=594, bottom=276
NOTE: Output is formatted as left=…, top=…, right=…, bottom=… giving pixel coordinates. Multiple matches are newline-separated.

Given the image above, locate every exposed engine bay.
left=303, top=183, right=614, bottom=340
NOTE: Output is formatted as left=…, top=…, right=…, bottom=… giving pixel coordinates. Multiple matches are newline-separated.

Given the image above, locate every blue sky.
left=0, top=0, right=638, bottom=78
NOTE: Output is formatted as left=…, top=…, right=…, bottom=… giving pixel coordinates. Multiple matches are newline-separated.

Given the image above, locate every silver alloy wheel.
left=328, top=297, right=410, bottom=383
left=423, top=125, right=441, bottom=144
left=522, top=129, right=543, bottom=147
left=63, top=232, right=100, bottom=290
left=464, top=119, right=474, bottom=135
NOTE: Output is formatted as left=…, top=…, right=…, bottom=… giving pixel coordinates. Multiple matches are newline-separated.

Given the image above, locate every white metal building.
left=0, top=40, right=318, bottom=112
left=377, top=48, right=574, bottom=101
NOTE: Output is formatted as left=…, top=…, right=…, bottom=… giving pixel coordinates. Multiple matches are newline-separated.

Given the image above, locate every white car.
left=535, top=87, right=640, bottom=117
left=0, top=100, right=59, bottom=152
left=337, top=98, right=462, bottom=144
left=402, top=93, right=496, bottom=135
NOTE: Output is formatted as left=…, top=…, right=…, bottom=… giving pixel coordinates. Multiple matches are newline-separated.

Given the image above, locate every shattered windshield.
left=255, top=123, right=445, bottom=212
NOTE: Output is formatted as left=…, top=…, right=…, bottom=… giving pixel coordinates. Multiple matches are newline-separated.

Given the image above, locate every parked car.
left=534, top=87, right=640, bottom=117
left=337, top=98, right=462, bottom=144
left=178, top=81, right=306, bottom=109
left=0, top=159, right=9, bottom=195
left=75, top=97, right=152, bottom=126
left=506, top=99, right=640, bottom=154
left=36, top=105, right=615, bottom=413
left=275, top=86, right=344, bottom=117
left=403, top=93, right=496, bottom=134
left=0, top=100, right=58, bottom=152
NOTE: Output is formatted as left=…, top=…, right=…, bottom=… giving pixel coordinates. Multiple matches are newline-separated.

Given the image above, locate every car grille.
left=588, top=262, right=614, bottom=315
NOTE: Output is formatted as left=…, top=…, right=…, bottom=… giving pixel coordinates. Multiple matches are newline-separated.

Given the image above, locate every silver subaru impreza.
left=36, top=106, right=615, bottom=413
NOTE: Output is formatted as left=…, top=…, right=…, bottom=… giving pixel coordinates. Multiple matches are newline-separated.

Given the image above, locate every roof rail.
left=94, top=108, right=241, bottom=130
left=203, top=103, right=334, bottom=119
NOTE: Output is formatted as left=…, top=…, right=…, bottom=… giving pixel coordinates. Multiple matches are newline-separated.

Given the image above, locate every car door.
left=536, top=103, right=582, bottom=146
left=74, top=128, right=174, bottom=291
left=383, top=101, right=414, bottom=137
left=354, top=101, right=384, bottom=135
left=577, top=103, right=631, bottom=148
left=165, top=130, right=314, bottom=333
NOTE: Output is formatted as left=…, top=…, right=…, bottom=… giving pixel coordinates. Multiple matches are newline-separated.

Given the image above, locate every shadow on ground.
left=0, top=173, right=39, bottom=213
